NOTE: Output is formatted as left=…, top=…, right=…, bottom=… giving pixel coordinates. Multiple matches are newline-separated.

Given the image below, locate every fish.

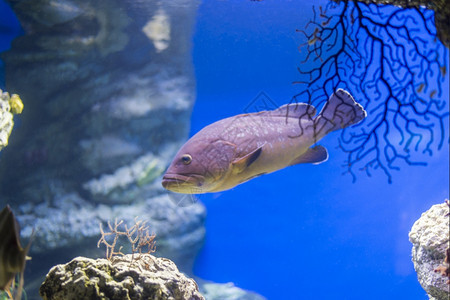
left=162, top=89, right=366, bottom=194
left=0, top=205, right=32, bottom=300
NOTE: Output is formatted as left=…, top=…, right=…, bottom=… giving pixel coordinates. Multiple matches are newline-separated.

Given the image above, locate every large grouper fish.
left=162, top=89, right=366, bottom=194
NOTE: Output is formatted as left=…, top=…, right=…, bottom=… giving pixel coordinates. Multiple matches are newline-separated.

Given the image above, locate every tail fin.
left=314, top=89, right=366, bottom=136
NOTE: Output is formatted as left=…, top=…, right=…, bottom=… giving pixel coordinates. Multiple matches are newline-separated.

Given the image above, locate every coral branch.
left=97, top=217, right=156, bottom=262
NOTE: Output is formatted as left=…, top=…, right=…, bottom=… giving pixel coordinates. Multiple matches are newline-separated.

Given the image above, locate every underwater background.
left=1, top=0, right=449, bottom=299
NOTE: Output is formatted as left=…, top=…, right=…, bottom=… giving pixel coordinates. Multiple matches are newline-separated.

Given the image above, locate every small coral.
left=97, top=217, right=156, bottom=261
left=8, top=94, right=23, bottom=115
left=0, top=90, right=24, bottom=151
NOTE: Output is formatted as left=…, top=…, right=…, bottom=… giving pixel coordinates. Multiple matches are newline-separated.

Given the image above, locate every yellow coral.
left=9, top=94, right=24, bottom=115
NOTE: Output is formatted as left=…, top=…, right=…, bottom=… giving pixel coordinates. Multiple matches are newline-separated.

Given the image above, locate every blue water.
left=0, top=0, right=21, bottom=89
left=1, top=1, right=449, bottom=299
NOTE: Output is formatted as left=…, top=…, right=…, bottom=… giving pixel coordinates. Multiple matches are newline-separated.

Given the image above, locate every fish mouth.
left=161, top=173, right=205, bottom=193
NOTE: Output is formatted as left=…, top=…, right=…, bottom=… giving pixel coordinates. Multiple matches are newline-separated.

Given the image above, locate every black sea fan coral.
left=97, top=217, right=156, bottom=261
left=295, top=2, right=449, bottom=183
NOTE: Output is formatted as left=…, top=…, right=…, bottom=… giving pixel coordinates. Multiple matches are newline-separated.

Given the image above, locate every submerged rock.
left=197, top=279, right=267, bottom=300
left=409, top=201, right=450, bottom=300
left=39, top=254, right=204, bottom=300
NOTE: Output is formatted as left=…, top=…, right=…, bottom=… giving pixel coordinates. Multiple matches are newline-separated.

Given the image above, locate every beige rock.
left=40, top=254, right=204, bottom=300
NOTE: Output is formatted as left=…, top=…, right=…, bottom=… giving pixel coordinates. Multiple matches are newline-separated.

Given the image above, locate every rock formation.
left=40, top=255, right=204, bottom=300
left=409, top=201, right=450, bottom=300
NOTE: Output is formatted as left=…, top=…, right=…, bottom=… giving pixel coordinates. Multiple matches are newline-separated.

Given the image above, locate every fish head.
left=162, top=139, right=236, bottom=194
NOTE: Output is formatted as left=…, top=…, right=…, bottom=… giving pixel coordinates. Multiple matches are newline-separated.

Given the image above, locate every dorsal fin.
left=260, top=103, right=317, bottom=119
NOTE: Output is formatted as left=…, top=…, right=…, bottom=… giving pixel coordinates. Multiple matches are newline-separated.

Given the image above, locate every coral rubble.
left=409, top=201, right=450, bottom=300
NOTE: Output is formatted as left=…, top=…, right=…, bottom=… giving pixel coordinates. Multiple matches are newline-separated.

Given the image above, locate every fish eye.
left=181, top=154, right=192, bottom=165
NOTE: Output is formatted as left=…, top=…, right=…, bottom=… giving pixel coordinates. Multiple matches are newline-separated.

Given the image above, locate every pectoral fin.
left=290, top=145, right=328, bottom=166
left=231, top=145, right=264, bottom=173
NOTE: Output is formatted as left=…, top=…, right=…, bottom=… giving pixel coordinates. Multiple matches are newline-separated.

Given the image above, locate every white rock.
left=409, top=201, right=449, bottom=300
